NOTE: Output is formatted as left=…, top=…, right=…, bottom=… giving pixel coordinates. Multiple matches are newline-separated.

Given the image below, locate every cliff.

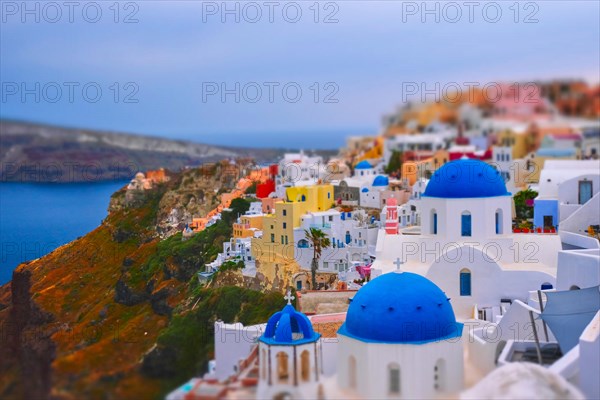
left=0, top=164, right=285, bottom=400
left=0, top=119, right=308, bottom=182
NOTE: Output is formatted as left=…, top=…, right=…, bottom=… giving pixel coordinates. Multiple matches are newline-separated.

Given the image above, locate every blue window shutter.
left=461, top=214, right=472, bottom=236
left=460, top=272, right=471, bottom=296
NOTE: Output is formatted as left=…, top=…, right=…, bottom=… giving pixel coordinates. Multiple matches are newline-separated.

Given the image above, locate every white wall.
left=336, top=334, right=464, bottom=399
left=421, top=197, right=512, bottom=241
left=579, top=311, right=600, bottom=400
left=214, top=321, right=263, bottom=380
left=427, top=247, right=556, bottom=318
left=557, top=174, right=599, bottom=206
left=556, top=249, right=600, bottom=291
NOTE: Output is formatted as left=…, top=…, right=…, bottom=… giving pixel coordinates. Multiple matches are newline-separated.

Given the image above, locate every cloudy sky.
left=1, top=1, right=599, bottom=148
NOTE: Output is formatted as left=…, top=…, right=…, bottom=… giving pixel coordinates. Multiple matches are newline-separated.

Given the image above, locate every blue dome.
left=339, top=273, right=463, bottom=343
left=355, top=160, right=372, bottom=170
left=260, top=304, right=320, bottom=345
left=423, top=159, right=509, bottom=198
left=372, top=175, right=389, bottom=187
left=361, top=187, right=369, bottom=193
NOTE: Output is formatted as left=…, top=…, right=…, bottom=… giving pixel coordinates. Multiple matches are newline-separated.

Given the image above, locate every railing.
left=310, top=223, right=332, bottom=229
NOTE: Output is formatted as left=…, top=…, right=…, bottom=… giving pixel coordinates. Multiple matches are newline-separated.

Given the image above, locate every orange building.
left=145, top=168, right=169, bottom=184
left=233, top=214, right=264, bottom=239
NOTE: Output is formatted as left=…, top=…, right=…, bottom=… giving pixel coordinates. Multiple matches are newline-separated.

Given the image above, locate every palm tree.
left=303, top=227, right=331, bottom=290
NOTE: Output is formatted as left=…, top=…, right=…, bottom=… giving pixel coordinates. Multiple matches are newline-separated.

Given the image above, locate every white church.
left=256, top=274, right=466, bottom=400
left=375, top=159, right=561, bottom=319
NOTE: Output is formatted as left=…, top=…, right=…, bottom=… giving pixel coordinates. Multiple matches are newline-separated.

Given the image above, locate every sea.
left=0, top=181, right=127, bottom=285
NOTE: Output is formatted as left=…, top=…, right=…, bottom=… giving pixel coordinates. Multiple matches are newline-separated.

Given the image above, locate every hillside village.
left=1, top=80, right=599, bottom=400
left=149, top=81, right=600, bottom=400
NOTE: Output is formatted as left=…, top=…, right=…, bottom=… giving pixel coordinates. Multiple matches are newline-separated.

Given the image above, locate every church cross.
left=284, top=288, right=295, bottom=305
left=393, top=257, right=404, bottom=273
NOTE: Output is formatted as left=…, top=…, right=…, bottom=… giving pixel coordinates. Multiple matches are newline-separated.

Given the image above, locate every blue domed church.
left=336, top=272, right=465, bottom=399
left=257, top=291, right=323, bottom=400
left=372, top=158, right=560, bottom=321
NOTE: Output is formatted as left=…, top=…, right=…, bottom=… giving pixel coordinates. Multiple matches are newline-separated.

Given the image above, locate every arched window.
left=345, top=231, right=351, bottom=245
left=276, top=352, right=289, bottom=383
left=388, top=363, right=400, bottom=394
left=460, top=268, right=471, bottom=296
left=495, top=209, right=503, bottom=234
left=434, top=359, right=445, bottom=391
left=298, top=239, right=309, bottom=248
left=431, top=209, right=438, bottom=235
left=301, top=350, right=310, bottom=382
left=301, top=194, right=306, bottom=202
left=461, top=211, right=472, bottom=237
left=261, top=349, right=267, bottom=379
left=348, top=356, right=357, bottom=389
left=570, top=285, right=581, bottom=290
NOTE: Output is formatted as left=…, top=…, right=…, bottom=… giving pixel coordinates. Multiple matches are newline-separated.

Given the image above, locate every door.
left=544, top=215, right=554, bottom=229
left=579, top=181, right=593, bottom=204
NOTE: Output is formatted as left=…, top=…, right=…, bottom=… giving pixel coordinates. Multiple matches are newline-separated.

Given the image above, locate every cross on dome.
left=393, top=257, right=404, bottom=273
left=284, top=288, right=295, bottom=305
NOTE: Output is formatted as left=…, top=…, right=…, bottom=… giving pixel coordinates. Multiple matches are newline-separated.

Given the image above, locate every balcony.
left=310, top=223, right=331, bottom=229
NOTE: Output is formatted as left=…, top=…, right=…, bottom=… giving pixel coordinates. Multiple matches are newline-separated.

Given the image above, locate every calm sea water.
left=0, top=181, right=127, bottom=284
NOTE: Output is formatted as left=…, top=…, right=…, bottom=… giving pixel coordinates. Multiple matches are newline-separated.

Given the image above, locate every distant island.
left=0, top=119, right=334, bottom=183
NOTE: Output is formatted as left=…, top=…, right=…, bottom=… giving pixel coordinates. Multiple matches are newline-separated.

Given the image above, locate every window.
left=282, top=209, right=286, bottom=216
left=281, top=235, right=284, bottom=244
left=283, top=222, right=287, bottom=229
left=461, top=212, right=472, bottom=237
left=328, top=192, right=331, bottom=199
left=388, top=363, right=400, bottom=394
left=276, top=352, right=289, bottom=383
left=301, top=350, right=310, bottom=381
left=460, top=269, right=471, bottom=296
left=541, top=283, right=553, bottom=290
left=298, top=239, right=309, bottom=248
left=432, top=210, right=438, bottom=235
left=328, top=216, right=333, bottom=222
left=301, top=195, right=306, bottom=202
left=495, top=209, right=503, bottom=234
left=270, top=233, right=275, bottom=243
left=348, top=356, right=357, bottom=389
left=434, top=359, right=445, bottom=391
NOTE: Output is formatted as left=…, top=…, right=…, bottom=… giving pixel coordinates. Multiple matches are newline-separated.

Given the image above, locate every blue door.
left=579, top=181, right=593, bottom=204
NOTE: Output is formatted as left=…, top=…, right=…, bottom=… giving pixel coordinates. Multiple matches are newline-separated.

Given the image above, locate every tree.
left=514, top=188, right=538, bottom=220
left=303, top=228, right=331, bottom=290
left=384, top=150, right=403, bottom=177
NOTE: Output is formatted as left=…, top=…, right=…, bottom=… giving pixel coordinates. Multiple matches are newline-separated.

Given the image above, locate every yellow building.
left=496, top=129, right=534, bottom=159
left=251, top=184, right=334, bottom=289
left=233, top=214, right=264, bottom=239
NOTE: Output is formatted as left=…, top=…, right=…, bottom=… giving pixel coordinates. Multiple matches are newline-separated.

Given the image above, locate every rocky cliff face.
left=0, top=163, right=284, bottom=399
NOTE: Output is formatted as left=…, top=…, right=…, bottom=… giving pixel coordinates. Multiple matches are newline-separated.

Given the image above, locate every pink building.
left=490, top=84, right=554, bottom=121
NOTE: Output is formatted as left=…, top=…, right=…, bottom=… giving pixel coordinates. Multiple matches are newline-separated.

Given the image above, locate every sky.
left=1, top=1, right=599, bottom=149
